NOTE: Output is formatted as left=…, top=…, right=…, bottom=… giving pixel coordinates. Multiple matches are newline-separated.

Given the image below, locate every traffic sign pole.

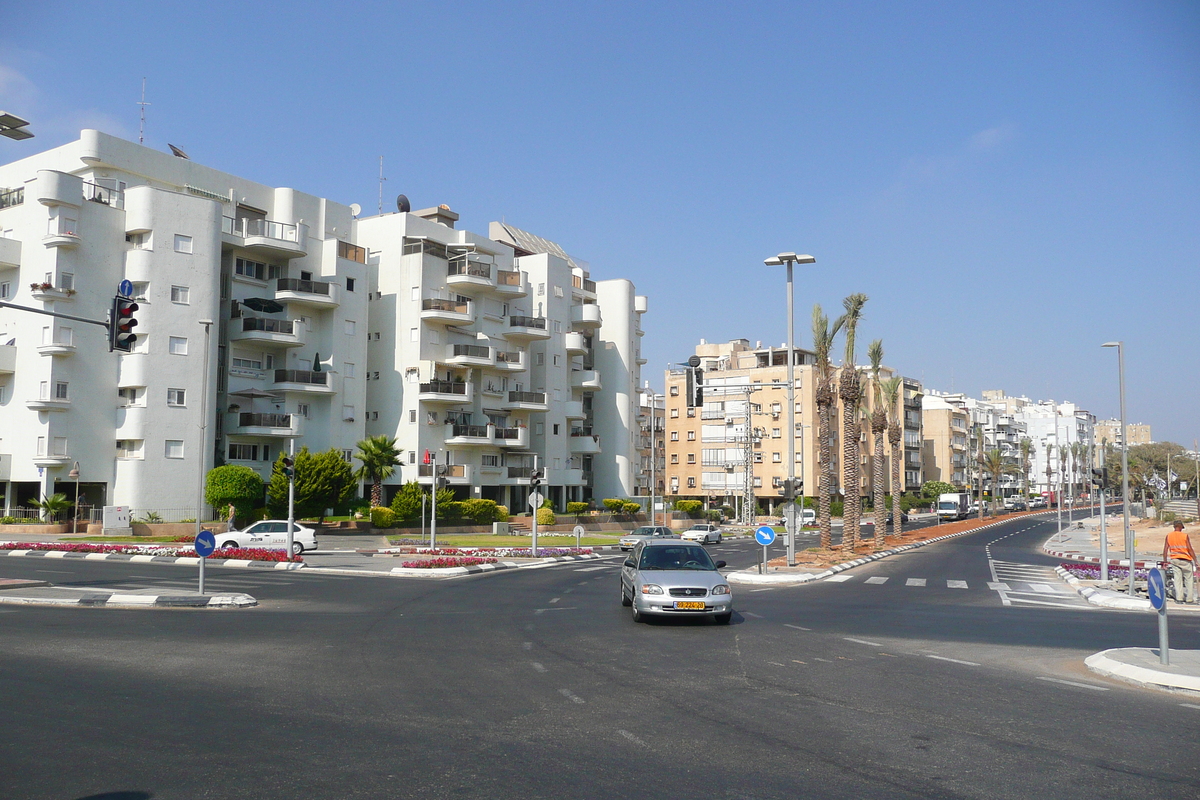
left=754, top=526, right=776, bottom=575
left=194, top=530, right=216, bottom=595
left=1147, top=567, right=1169, bottom=665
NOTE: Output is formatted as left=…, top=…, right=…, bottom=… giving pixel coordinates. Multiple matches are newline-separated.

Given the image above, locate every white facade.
left=0, top=131, right=646, bottom=517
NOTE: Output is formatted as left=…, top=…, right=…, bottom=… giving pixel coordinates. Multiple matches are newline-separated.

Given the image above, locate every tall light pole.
left=765, top=252, right=815, bottom=567
left=649, top=390, right=660, bottom=526
left=195, top=319, right=213, bottom=553
left=68, top=461, right=80, bottom=534
left=1102, top=341, right=1134, bottom=595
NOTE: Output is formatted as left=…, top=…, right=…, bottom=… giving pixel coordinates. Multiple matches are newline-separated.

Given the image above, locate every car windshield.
left=629, top=527, right=656, bottom=536
left=638, top=545, right=716, bottom=571
left=938, top=501, right=957, bottom=510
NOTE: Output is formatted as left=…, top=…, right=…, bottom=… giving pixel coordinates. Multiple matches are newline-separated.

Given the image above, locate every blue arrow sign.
left=118, top=279, right=134, bottom=299
left=755, top=526, right=777, bottom=546
left=194, top=530, right=216, bottom=558
left=1148, top=567, right=1166, bottom=611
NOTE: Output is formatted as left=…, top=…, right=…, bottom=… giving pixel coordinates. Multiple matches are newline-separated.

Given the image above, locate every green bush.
left=830, top=500, right=844, bottom=518
left=536, top=507, right=556, bottom=526
left=371, top=506, right=396, bottom=527
left=602, top=498, right=625, bottom=512
left=459, top=498, right=502, bottom=525
left=0, top=516, right=19, bottom=524
left=391, top=481, right=424, bottom=521
left=921, top=480, right=957, bottom=499
left=438, top=500, right=462, bottom=521
left=204, top=465, right=265, bottom=524
left=622, top=501, right=641, bottom=514
left=566, top=502, right=590, bottom=515
left=705, top=509, right=723, bottom=522
left=674, top=500, right=703, bottom=516
left=495, top=504, right=509, bottom=520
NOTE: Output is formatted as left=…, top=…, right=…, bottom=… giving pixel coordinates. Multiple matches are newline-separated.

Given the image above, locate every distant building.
left=1095, top=418, right=1152, bottom=448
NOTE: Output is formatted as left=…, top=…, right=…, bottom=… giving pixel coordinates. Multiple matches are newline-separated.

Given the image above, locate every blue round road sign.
left=1147, top=567, right=1166, bottom=611
left=755, top=526, right=777, bottom=546
left=118, top=279, right=134, bottom=299
left=194, top=530, right=216, bottom=558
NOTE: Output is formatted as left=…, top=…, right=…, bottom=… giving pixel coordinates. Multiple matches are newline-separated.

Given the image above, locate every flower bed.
left=1060, top=563, right=1149, bottom=581
left=389, top=546, right=591, bottom=558
left=401, top=557, right=499, bottom=569
left=0, top=541, right=299, bottom=563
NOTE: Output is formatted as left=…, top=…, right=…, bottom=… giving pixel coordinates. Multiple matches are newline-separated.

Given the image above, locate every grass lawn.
left=388, top=533, right=622, bottom=548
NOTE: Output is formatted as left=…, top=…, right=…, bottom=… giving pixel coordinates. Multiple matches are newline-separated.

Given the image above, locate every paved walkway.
left=1086, top=647, right=1200, bottom=696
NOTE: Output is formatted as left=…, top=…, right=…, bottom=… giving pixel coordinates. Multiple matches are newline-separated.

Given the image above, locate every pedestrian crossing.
left=818, top=561, right=1092, bottom=609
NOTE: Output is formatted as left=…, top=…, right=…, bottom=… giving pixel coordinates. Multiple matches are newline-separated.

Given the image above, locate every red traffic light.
left=110, top=296, right=140, bottom=352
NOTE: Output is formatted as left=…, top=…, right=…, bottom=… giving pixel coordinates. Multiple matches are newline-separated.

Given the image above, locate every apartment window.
left=344, top=320, right=356, bottom=335
left=537, top=282, right=545, bottom=296
left=687, top=408, right=695, bottom=418
left=228, top=444, right=260, bottom=461
left=687, top=431, right=696, bottom=441
left=165, top=439, right=185, bottom=459
left=553, top=424, right=560, bottom=435
left=297, top=403, right=310, bottom=418
left=370, top=411, right=378, bottom=420
left=670, top=408, right=679, bottom=418
left=687, top=454, right=696, bottom=464
left=344, top=363, right=356, bottom=379
left=410, top=327, right=418, bottom=342
left=126, top=231, right=150, bottom=249
left=536, top=353, right=545, bottom=366
left=428, top=330, right=440, bottom=345
left=753, top=452, right=763, bottom=463
left=552, top=354, right=560, bottom=366
left=60, top=273, right=74, bottom=291
left=118, top=387, right=141, bottom=405
left=55, top=381, right=69, bottom=400
left=169, top=336, right=188, bottom=355
left=409, top=409, right=416, bottom=423
left=687, top=477, right=696, bottom=488
left=773, top=452, right=782, bottom=463
left=116, top=439, right=143, bottom=459
left=408, top=451, right=417, bottom=464
left=0, top=281, right=9, bottom=299
left=772, top=428, right=781, bottom=438
left=51, top=436, right=68, bottom=456
left=167, top=388, right=186, bottom=406
left=670, top=432, right=679, bottom=441
left=174, top=234, right=193, bottom=254
left=426, top=411, right=438, bottom=424
left=235, top=258, right=267, bottom=280
left=346, top=277, right=356, bottom=292
left=669, top=386, right=679, bottom=396
left=231, top=356, right=263, bottom=370
left=170, top=285, right=190, bottom=304
left=341, top=449, right=354, bottom=463
left=535, top=422, right=545, bottom=435
left=670, top=454, right=679, bottom=464
left=132, top=281, right=149, bottom=301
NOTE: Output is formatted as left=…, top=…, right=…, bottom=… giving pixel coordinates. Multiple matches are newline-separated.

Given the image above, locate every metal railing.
left=447, top=260, right=491, bottom=279
left=0, top=187, right=23, bottom=210
left=495, top=350, right=521, bottom=366
left=508, top=466, right=534, bottom=478
left=423, top=298, right=469, bottom=314
left=276, top=278, right=331, bottom=296
left=273, top=369, right=328, bottom=386
left=508, top=391, right=545, bottom=404
left=223, top=216, right=302, bottom=243
left=572, top=275, right=597, bottom=292
left=420, top=380, right=468, bottom=395
left=495, top=427, right=523, bottom=441
left=418, top=464, right=466, bottom=478
left=509, top=315, right=546, bottom=329
left=241, top=317, right=294, bottom=334
left=82, top=181, right=125, bottom=208
left=449, top=424, right=490, bottom=438
left=238, top=412, right=292, bottom=428
left=451, top=344, right=491, bottom=359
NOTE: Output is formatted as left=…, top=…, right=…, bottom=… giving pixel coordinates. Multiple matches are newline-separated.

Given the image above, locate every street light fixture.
left=1102, top=341, right=1134, bottom=595
left=765, top=252, right=815, bottom=567
left=68, top=461, right=81, bottom=534
left=0, top=112, right=34, bottom=140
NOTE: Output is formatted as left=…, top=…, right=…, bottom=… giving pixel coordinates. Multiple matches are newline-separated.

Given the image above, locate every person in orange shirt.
left=1162, top=521, right=1196, bottom=604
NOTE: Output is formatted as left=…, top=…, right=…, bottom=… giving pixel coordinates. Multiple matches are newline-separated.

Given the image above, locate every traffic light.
left=109, top=296, right=139, bottom=352
left=778, top=478, right=802, bottom=499
left=530, top=468, right=543, bottom=487
left=281, top=456, right=294, bottom=479
left=435, top=464, right=448, bottom=489
left=693, top=368, right=704, bottom=408
left=1091, top=468, right=1108, bottom=486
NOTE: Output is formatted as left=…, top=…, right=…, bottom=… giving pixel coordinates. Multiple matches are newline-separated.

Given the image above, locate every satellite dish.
left=167, top=143, right=189, bottom=159
left=349, top=203, right=361, bottom=217
left=687, top=355, right=701, bottom=368
left=396, top=194, right=411, bottom=213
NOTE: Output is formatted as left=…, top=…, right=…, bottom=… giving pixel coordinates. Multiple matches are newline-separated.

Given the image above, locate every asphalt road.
left=2, top=513, right=1197, bottom=799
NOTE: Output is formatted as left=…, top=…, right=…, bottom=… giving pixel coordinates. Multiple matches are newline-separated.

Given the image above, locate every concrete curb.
left=306, top=553, right=601, bottom=579
left=1085, top=648, right=1200, bottom=695
left=1042, top=544, right=1154, bottom=569
left=0, top=548, right=304, bottom=570
left=0, top=591, right=257, bottom=608
left=1054, top=564, right=1200, bottom=613
left=726, top=513, right=1057, bottom=586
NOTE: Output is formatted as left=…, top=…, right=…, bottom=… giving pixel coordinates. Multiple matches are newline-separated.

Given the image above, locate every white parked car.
left=217, top=520, right=318, bottom=555
left=680, top=523, right=723, bottom=544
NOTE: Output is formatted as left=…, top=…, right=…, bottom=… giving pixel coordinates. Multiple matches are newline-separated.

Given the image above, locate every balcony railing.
left=239, top=412, right=292, bottom=428
left=507, top=466, right=534, bottom=479
left=508, top=391, right=545, bottom=404
left=701, top=410, right=728, bottom=419
left=509, top=315, right=546, bottom=330
left=496, top=270, right=522, bottom=287
left=274, top=369, right=328, bottom=386
left=82, top=181, right=124, bottom=209
left=337, top=240, right=366, bottom=263
left=451, top=344, right=490, bottom=359
left=447, top=260, right=491, bottom=279
left=570, top=427, right=595, bottom=437
left=450, top=424, right=490, bottom=438
left=223, top=216, right=302, bottom=243
left=495, top=427, right=524, bottom=441
left=419, top=464, right=467, bottom=478
left=495, top=350, right=521, bottom=366
left=0, top=187, right=23, bottom=210
left=572, top=275, right=597, bottom=292
left=277, top=278, right=331, bottom=296
left=423, top=298, right=469, bottom=314
left=420, top=380, right=468, bottom=395
left=241, top=317, right=294, bottom=334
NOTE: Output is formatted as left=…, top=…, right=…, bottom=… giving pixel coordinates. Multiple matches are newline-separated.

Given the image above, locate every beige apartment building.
left=1095, top=419, right=1152, bottom=448
left=921, top=394, right=970, bottom=487
left=662, top=339, right=922, bottom=516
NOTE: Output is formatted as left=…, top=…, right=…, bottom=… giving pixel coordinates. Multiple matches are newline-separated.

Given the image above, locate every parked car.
left=680, top=523, right=723, bottom=544
left=620, top=539, right=732, bottom=624
left=777, top=509, right=817, bottom=527
left=217, top=520, right=317, bottom=555
left=618, top=525, right=677, bottom=551
left=885, top=511, right=909, bottom=526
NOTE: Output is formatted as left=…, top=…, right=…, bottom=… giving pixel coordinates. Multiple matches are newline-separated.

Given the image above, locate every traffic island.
left=0, top=584, right=257, bottom=608
left=1085, top=648, right=1200, bottom=696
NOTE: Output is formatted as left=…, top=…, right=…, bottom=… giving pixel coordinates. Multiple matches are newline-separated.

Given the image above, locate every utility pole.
left=137, top=78, right=150, bottom=144
left=1099, top=439, right=1109, bottom=581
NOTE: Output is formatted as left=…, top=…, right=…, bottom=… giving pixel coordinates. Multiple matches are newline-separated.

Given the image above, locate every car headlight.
left=640, top=584, right=664, bottom=595
left=711, top=584, right=730, bottom=596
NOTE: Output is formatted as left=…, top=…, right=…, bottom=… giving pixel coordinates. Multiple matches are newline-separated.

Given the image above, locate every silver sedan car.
left=618, top=525, right=677, bottom=551
left=620, top=539, right=732, bottom=624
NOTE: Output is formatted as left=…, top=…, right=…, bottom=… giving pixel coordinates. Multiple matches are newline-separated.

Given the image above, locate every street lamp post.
left=195, top=319, right=213, bottom=555
left=1102, top=341, right=1134, bottom=595
left=68, top=461, right=80, bottom=534
left=765, top=252, right=815, bottom=567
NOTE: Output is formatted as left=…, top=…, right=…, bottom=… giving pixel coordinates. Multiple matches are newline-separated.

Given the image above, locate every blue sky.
left=3, top=1, right=1197, bottom=445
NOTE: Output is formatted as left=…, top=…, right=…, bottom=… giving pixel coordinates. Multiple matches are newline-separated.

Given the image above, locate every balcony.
left=493, top=350, right=524, bottom=371
left=222, top=216, right=308, bottom=259
left=564, top=331, right=588, bottom=356
left=445, top=343, right=493, bottom=367
left=495, top=269, right=527, bottom=297
left=570, top=430, right=602, bottom=454
left=33, top=455, right=72, bottom=468
left=563, top=467, right=585, bottom=485
left=446, top=258, right=493, bottom=292
left=0, top=186, right=23, bottom=211
left=231, top=412, right=302, bottom=437
left=421, top=297, right=473, bottom=326
left=272, top=369, right=333, bottom=394
left=0, top=235, right=20, bottom=269
left=43, top=218, right=80, bottom=249
left=571, top=274, right=597, bottom=296
left=445, top=424, right=493, bottom=446
left=37, top=340, right=76, bottom=357
left=494, top=425, right=529, bottom=448
left=275, top=278, right=338, bottom=309
left=82, top=181, right=125, bottom=210
left=504, top=391, right=547, bottom=412
left=230, top=316, right=306, bottom=348
left=35, top=170, right=81, bottom=207
left=571, top=369, right=602, bottom=391
left=26, top=397, right=70, bottom=412
left=337, top=240, right=367, bottom=264
left=507, top=465, right=534, bottom=482
left=418, top=379, right=472, bottom=405
left=505, top=315, right=550, bottom=341
left=564, top=400, right=586, bottom=419
left=570, top=303, right=602, bottom=330
left=29, top=283, right=75, bottom=302
left=417, top=463, right=471, bottom=485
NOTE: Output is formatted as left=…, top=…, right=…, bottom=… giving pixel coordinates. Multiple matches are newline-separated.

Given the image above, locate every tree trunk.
left=872, top=410, right=887, bottom=550
left=889, top=425, right=903, bottom=540
left=372, top=479, right=383, bottom=508
left=840, top=368, right=861, bottom=551
left=817, top=381, right=835, bottom=550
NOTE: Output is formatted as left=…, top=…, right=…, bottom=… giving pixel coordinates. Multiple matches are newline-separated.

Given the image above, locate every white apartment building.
left=0, top=131, right=646, bottom=517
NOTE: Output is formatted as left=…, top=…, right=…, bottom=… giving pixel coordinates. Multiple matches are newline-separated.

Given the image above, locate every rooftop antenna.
left=378, top=156, right=386, bottom=215
left=137, top=78, right=150, bottom=144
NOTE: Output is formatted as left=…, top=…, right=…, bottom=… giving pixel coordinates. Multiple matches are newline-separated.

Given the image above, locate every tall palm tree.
left=837, top=293, right=868, bottom=550
left=354, top=435, right=401, bottom=507
left=982, top=449, right=1018, bottom=513
left=1072, top=441, right=1087, bottom=502
left=1058, top=444, right=1070, bottom=506
left=811, top=304, right=843, bottom=550
left=867, top=339, right=887, bottom=549
left=881, top=377, right=903, bottom=539
left=1019, top=437, right=1035, bottom=503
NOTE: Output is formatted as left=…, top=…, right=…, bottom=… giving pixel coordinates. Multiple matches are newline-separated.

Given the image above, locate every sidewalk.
left=1086, top=648, right=1200, bottom=696
left=0, top=578, right=255, bottom=608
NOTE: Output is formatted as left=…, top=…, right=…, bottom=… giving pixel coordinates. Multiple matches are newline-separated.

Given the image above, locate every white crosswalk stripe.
left=906, top=578, right=927, bottom=587
left=988, top=560, right=1091, bottom=608
left=946, top=580, right=968, bottom=589
left=864, top=576, right=888, bottom=585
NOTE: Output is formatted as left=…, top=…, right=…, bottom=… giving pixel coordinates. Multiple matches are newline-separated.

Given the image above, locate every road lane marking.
left=906, top=578, right=926, bottom=587
left=814, top=657, right=833, bottom=662
left=863, top=576, right=888, bottom=584
left=558, top=688, right=585, bottom=704
left=573, top=566, right=606, bottom=572
left=844, top=637, right=883, bottom=647
left=926, top=655, right=980, bottom=666
left=534, top=607, right=577, bottom=614
left=742, top=611, right=764, bottom=618
left=750, top=588, right=774, bottom=593
left=618, top=729, right=649, bottom=748
left=549, top=597, right=560, bottom=604
left=531, top=662, right=547, bottom=673
left=1180, top=703, right=1200, bottom=710
left=946, top=580, right=968, bottom=589
left=826, top=574, right=854, bottom=582
left=1036, top=677, right=1109, bottom=691
left=987, top=582, right=1010, bottom=590
left=784, top=624, right=811, bottom=631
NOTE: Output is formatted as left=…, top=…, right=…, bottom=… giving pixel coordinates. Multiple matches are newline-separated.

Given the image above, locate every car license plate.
left=673, top=601, right=705, bottom=610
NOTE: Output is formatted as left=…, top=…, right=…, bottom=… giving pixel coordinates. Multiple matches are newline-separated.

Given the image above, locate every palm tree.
left=811, top=304, right=844, bottom=550
left=28, top=492, right=73, bottom=522
left=837, top=293, right=868, bottom=550
left=867, top=339, right=887, bottom=549
left=982, top=449, right=1019, bottom=513
left=1072, top=441, right=1087, bottom=503
left=1058, top=444, right=1070, bottom=507
left=881, top=377, right=904, bottom=539
left=354, top=435, right=401, bottom=507
left=1019, top=438, right=1035, bottom=503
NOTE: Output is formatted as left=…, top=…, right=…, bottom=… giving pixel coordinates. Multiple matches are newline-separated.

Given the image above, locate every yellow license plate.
left=673, top=601, right=706, bottom=610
